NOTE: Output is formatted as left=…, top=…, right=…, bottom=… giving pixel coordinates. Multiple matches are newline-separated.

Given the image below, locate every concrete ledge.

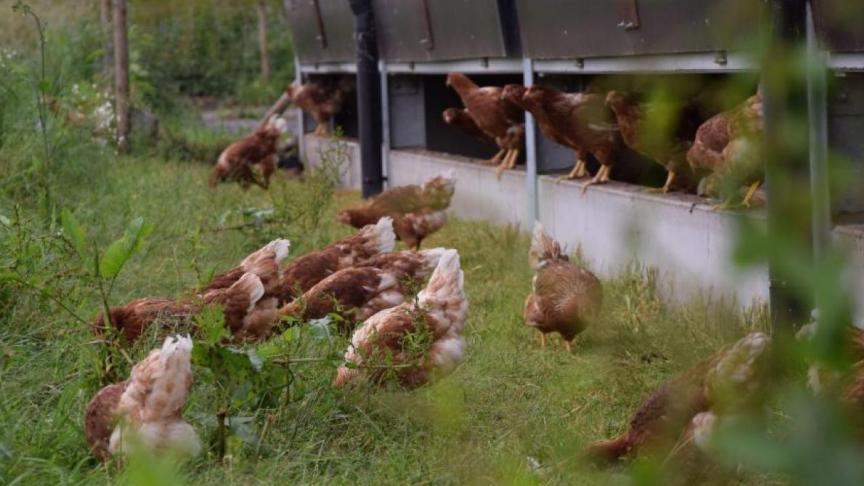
left=304, top=135, right=863, bottom=317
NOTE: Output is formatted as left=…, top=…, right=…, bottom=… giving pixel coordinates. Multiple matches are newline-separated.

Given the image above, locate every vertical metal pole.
left=379, top=59, right=391, bottom=189
left=763, top=0, right=811, bottom=329
left=523, top=57, right=538, bottom=226
left=806, top=2, right=832, bottom=266
left=350, top=0, right=384, bottom=198
left=294, top=57, right=305, bottom=162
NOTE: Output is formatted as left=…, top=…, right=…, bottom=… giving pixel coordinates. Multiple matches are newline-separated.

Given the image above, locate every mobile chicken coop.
left=284, top=0, right=864, bottom=319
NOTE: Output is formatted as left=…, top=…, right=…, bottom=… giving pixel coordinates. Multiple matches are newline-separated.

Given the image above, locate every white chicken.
left=85, top=335, right=200, bottom=460
left=333, top=249, right=467, bottom=388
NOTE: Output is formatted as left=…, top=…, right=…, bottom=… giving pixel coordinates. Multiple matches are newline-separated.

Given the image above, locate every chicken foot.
left=645, top=170, right=676, bottom=194
left=486, top=148, right=507, bottom=166
left=495, top=149, right=520, bottom=180
left=555, top=159, right=588, bottom=183
left=580, top=164, right=612, bottom=194
left=710, top=181, right=762, bottom=211
left=741, top=180, right=762, bottom=208
left=313, top=123, right=329, bottom=136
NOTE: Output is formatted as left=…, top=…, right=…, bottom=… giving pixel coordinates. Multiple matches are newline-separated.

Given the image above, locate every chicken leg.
left=487, top=148, right=507, bottom=166
left=646, top=170, right=676, bottom=194
left=496, top=149, right=520, bottom=180
left=741, top=181, right=762, bottom=208
left=538, top=332, right=547, bottom=350
left=580, top=165, right=611, bottom=194
left=555, top=159, right=588, bottom=183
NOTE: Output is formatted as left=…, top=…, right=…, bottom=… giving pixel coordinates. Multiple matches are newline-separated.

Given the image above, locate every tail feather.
left=356, top=216, right=396, bottom=254
left=529, top=222, right=564, bottom=269
left=417, top=249, right=467, bottom=333
left=418, top=247, right=448, bottom=272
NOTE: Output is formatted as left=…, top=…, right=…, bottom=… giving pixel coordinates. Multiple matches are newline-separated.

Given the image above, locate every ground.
left=0, top=145, right=773, bottom=484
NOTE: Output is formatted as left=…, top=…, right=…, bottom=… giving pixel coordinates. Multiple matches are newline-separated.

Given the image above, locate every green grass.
left=0, top=149, right=772, bottom=485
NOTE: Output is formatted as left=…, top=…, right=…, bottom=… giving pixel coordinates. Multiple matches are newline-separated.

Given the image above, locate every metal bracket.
left=419, top=0, right=435, bottom=51
left=312, top=0, right=328, bottom=49
left=616, top=0, right=640, bottom=31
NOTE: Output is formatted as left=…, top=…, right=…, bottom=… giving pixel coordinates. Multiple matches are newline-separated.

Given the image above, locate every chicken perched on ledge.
left=334, top=249, right=467, bottom=388
left=605, top=90, right=701, bottom=193
left=85, top=335, right=200, bottom=460
left=210, top=115, right=288, bottom=189
left=280, top=248, right=446, bottom=333
left=588, top=332, right=771, bottom=463
left=503, top=84, right=620, bottom=190
left=446, top=73, right=525, bottom=178
left=336, top=172, right=455, bottom=249
left=523, top=224, right=602, bottom=351
left=280, top=217, right=396, bottom=301
left=286, top=77, right=354, bottom=136
left=687, top=90, right=764, bottom=208
left=443, top=108, right=493, bottom=143
left=93, top=272, right=273, bottom=343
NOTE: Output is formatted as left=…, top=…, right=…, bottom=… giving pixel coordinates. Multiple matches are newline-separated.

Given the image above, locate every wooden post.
left=258, top=1, right=271, bottom=83
left=99, top=0, right=113, bottom=79
left=113, top=0, right=130, bottom=153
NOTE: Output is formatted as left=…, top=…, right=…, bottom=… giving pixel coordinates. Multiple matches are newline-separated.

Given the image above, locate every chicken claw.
left=496, top=149, right=520, bottom=180
left=487, top=148, right=507, bottom=166
left=580, top=165, right=611, bottom=195
left=555, top=159, right=588, bottom=184
left=645, top=171, right=676, bottom=194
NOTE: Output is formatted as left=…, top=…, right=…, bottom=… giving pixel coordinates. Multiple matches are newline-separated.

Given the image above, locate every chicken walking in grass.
left=523, top=223, right=602, bottom=351
left=336, top=172, right=455, bottom=249
left=92, top=272, right=274, bottom=343
left=85, top=335, right=200, bottom=461
left=210, top=115, right=288, bottom=190
left=502, top=84, right=621, bottom=191
left=687, top=90, right=764, bottom=209
left=446, top=73, right=525, bottom=179
left=605, top=90, right=702, bottom=194
left=285, top=77, right=354, bottom=136
left=588, top=332, right=771, bottom=465
left=280, top=217, right=396, bottom=301
left=333, top=249, right=467, bottom=388
left=279, top=248, right=446, bottom=333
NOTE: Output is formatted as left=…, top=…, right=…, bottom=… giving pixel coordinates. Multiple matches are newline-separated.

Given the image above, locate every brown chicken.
left=446, top=73, right=525, bottom=177
left=92, top=272, right=273, bottom=343
left=687, top=90, right=764, bottom=208
left=85, top=335, right=200, bottom=460
left=202, top=239, right=290, bottom=299
left=523, top=223, right=602, bottom=351
left=279, top=248, right=446, bottom=333
left=605, top=90, right=701, bottom=193
left=334, top=249, right=467, bottom=388
left=442, top=108, right=493, bottom=143
left=210, top=115, right=287, bottom=189
left=279, top=217, right=396, bottom=301
left=503, top=84, right=620, bottom=190
left=336, top=172, right=455, bottom=248
left=286, top=77, right=355, bottom=136
left=588, top=332, right=771, bottom=463
left=799, top=322, right=864, bottom=414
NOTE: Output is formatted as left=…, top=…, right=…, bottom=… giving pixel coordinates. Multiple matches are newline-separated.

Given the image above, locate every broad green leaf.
left=98, top=217, right=153, bottom=279
left=99, top=238, right=129, bottom=279
left=60, top=208, right=87, bottom=261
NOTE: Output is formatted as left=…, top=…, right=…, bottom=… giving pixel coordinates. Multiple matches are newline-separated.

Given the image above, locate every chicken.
left=588, top=332, right=771, bottom=463
left=210, top=115, right=288, bottom=189
left=279, top=248, right=446, bottom=333
left=85, top=335, right=200, bottom=460
left=446, top=73, right=525, bottom=178
left=502, top=84, right=621, bottom=190
left=442, top=107, right=493, bottom=143
left=279, top=217, right=396, bottom=301
left=286, top=76, right=355, bottom=136
left=333, top=249, right=467, bottom=388
left=202, top=239, right=290, bottom=299
left=798, top=322, right=864, bottom=412
left=687, top=91, right=764, bottom=208
left=93, top=272, right=273, bottom=343
left=605, top=90, right=702, bottom=193
left=336, top=172, right=455, bottom=248
left=523, top=223, right=602, bottom=351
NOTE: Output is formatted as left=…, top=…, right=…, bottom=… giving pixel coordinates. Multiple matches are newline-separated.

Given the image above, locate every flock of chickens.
left=443, top=73, right=764, bottom=205
left=89, top=74, right=863, bottom=478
